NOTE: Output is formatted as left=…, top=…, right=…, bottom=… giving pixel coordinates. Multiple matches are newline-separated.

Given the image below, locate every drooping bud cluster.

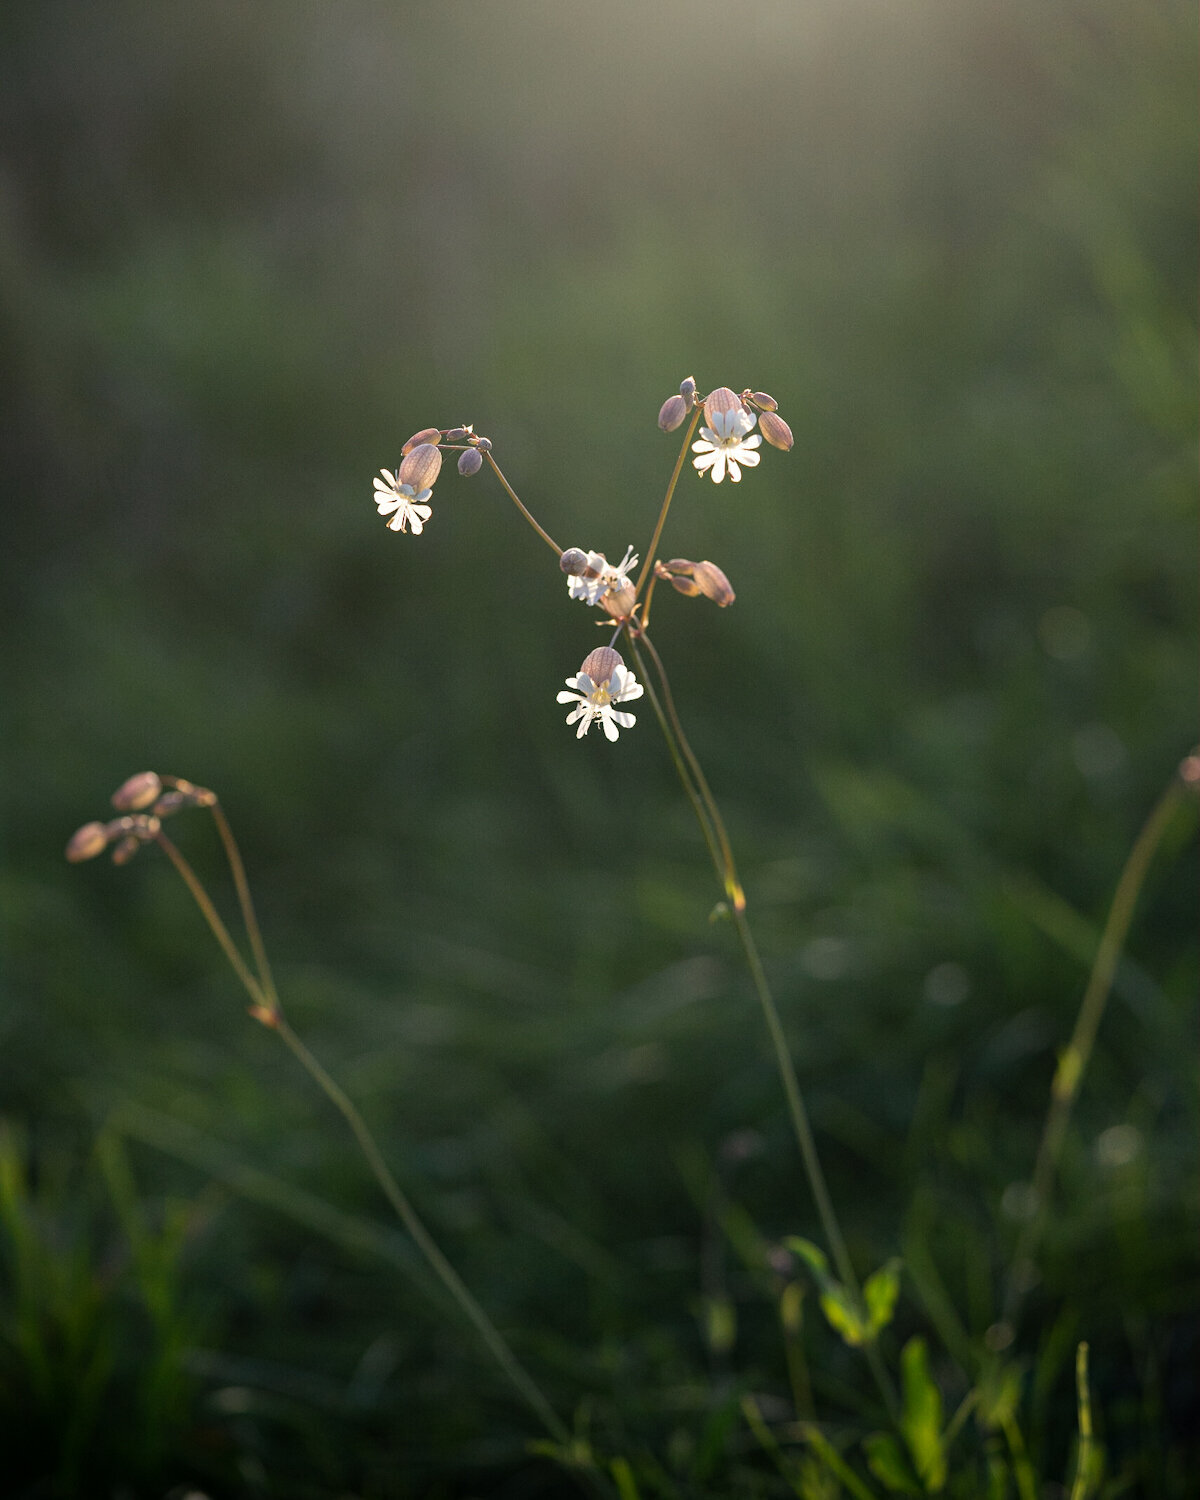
left=654, top=558, right=736, bottom=607
left=373, top=425, right=493, bottom=537
left=65, top=773, right=217, bottom=865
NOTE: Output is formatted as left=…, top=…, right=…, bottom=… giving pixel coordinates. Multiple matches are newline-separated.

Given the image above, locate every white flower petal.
left=601, top=713, right=620, bottom=742
left=609, top=709, right=636, bottom=729
left=728, top=459, right=742, bottom=483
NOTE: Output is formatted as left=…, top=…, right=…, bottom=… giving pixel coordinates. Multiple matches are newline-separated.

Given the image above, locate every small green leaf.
left=864, top=1431, right=921, bottom=1494
left=864, top=1258, right=902, bottom=1338
left=900, top=1337, right=946, bottom=1492
left=820, top=1285, right=867, bottom=1346
left=787, top=1237, right=867, bottom=1345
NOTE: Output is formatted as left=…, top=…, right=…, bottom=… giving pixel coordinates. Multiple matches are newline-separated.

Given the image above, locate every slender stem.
left=154, top=833, right=267, bottom=1008
left=1002, top=773, right=1186, bottom=1327
left=1069, top=1342, right=1094, bottom=1500
left=627, top=640, right=722, bottom=879
left=153, top=833, right=572, bottom=1449
left=628, top=628, right=899, bottom=1421
left=484, top=452, right=562, bottom=556
left=272, top=1017, right=571, bottom=1448
left=209, top=801, right=278, bottom=1010
left=635, top=626, right=743, bottom=912
left=634, top=409, right=702, bottom=601
left=639, top=568, right=662, bottom=631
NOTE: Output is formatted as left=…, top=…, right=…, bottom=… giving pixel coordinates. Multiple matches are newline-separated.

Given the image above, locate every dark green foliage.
left=1, top=0, right=1195, bottom=1494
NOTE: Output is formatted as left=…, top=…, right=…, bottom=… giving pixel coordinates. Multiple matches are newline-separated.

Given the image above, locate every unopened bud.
left=66, top=821, right=109, bottom=862
left=444, top=426, right=470, bottom=442
left=749, top=391, right=778, bottom=412
left=401, top=427, right=442, bottom=455
left=1180, top=752, right=1200, bottom=789
left=691, top=560, right=735, bottom=606
left=758, top=411, right=794, bottom=451
left=703, top=386, right=743, bottom=426
left=397, top=442, right=442, bottom=492
left=656, top=559, right=702, bottom=597
left=580, top=646, right=623, bottom=685
left=657, top=558, right=735, bottom=606
left=680, top=376, right=697, bottom=407
left=474, top=436, right=492, bottom=453
left=152, top=790, right=189, bottom=818
left=560, top=547, right=590, bottom=576
left=111, top=834, right=142, bottom=866
left=457, top=447, right=483, bottom=476
left=658, top=393, right=688, bottom=432
left=111, top=771, right=162, bottom=811
left=600, top=583, right=637, bottom=620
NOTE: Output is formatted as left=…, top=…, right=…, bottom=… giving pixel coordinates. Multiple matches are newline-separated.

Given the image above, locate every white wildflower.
left=373, top=470, right=434, bottom=534
left=566, top=545, right=639, bottom=607
left=556, top=647, right=644, bottom=742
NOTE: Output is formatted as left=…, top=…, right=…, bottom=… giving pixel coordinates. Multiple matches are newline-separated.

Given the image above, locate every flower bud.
left=474, top=436, right=492, bottom=452
left=657, top=558, right=735, bottom=606
left=401, top=427, right=441, bottom=455
left=656, top=559, right=702, bottom=597
left=703, top=386, right=743, bottom=426
left=397, top=442, right=442, bottom=492
left=680, top=376, right=697, bottom=407
left=600, top=583, right=637, bottom=620
left=457, top=447, right=483, bottom=476
left=111, top=834, right=141, bottom=866
left=152, top=790, right=189, bottom=818
left=658, top=393, right=687, bottom=432
left=758, top=411, right=794, bottom=451
left=66, top=821, right=109, bottom=862
left=111, top=771, right=162, bottom=811
left=560, top=547, right=590, bottom=575
left=580, top=646, right=623, bottom=686
left=444, top=426, right=470, bottom=442
left=749, top=391, right=778, bottom=412
left=691, top=560, right=736, bottom=606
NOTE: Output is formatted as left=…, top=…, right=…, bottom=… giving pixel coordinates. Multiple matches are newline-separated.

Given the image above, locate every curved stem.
left=154, top=832, right=572, bottom=1449
left=628, top=629, right=898, bottom=1418
left=634, top=409, right=702, bottom=601
left=154, top=832, right=267, bottom=1008
left=627, top=640, right=721, bottom=878
left=635, top=626, right=742, bottom=912
left=209, top=802, right=278, bottom=1010
left=1002, top=772, right=1187, bottom=1327
left=484, top=452, right=562, bottom=556
left=272, top=1017, right=572, bottom=1448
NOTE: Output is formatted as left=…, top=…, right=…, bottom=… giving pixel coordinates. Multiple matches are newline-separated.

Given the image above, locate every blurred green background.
left=2, top=0, right=1196, bottom=1495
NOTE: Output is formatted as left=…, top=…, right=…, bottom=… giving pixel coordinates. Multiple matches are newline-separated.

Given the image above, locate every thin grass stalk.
left=1068, top=1342, right=1094, bottom=1500
left=1002, top=772, right=1187, bottom=1327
